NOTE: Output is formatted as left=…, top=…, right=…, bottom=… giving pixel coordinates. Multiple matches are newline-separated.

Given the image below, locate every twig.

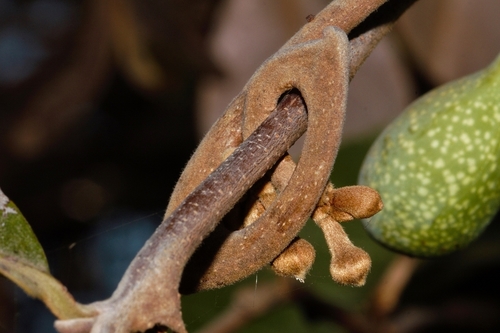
left=69, top=93, right=310, bottom=333
left=369, top=255, right=420, bottom=319
left=55, top=1, right=421, bottom=332
left=194, top=278, right=294, bottom=333
left=178, top=0, right=420, bottom=293
left=349, top=0, right=419, bottom=77
left=119, top=93, right=309, bottom=294
left=196, top=278, right=372, bottom=333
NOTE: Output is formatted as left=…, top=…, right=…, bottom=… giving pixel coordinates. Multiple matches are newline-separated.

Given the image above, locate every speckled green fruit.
left=359, top=54, right=500, bottom=257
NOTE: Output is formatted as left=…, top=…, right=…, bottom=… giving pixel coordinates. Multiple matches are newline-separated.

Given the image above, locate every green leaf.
left=0, top=188, right=49, bottom=272
left=0, top=188, right=97, bottom=319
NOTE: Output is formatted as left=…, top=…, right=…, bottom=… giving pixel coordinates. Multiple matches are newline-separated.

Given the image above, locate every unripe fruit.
left=359, top=54, right=500, bottom=257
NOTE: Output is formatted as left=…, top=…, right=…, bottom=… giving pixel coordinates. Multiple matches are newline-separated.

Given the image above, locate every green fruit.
left=359, top=54, right=500, bottom=257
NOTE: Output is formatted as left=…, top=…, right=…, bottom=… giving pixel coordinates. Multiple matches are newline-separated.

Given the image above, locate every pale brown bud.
left=330, top=185, right=383, bottom=220
left=316, top=216, right=371, bottom=286
left=271, top=237, right=315, bottom=282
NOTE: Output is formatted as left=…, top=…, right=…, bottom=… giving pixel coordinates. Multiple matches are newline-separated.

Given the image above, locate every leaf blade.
left=0, top=188, right=48, bottom=272
left=0, top=188, right=96, bottom=319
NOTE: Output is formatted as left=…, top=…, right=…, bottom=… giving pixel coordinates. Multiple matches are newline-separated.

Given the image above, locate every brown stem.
left=55, top=1, right=421, bottom=332
left=179, top=0, right=419, bottom=293
left=196, top=278, right=373, bottom=333
left=194, top=278, right=294, bottom=333
left=349, top=0, right=420, bottom=77
left=369, top=255, right=420, bottom=319
left=84, top=93, right=309, bottom=333
left=115, top=93, right=308, bottom=296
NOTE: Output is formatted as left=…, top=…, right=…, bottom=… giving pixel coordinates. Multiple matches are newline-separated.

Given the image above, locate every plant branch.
left=369, top=255, right=420, bottom=319
left=194, top=278, right=295, bottom=333
left=55, top=0, right=421, bottom=332
left=178, top=0, right=419, bottom=293
left=62, top=93, right=309, bottom=333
